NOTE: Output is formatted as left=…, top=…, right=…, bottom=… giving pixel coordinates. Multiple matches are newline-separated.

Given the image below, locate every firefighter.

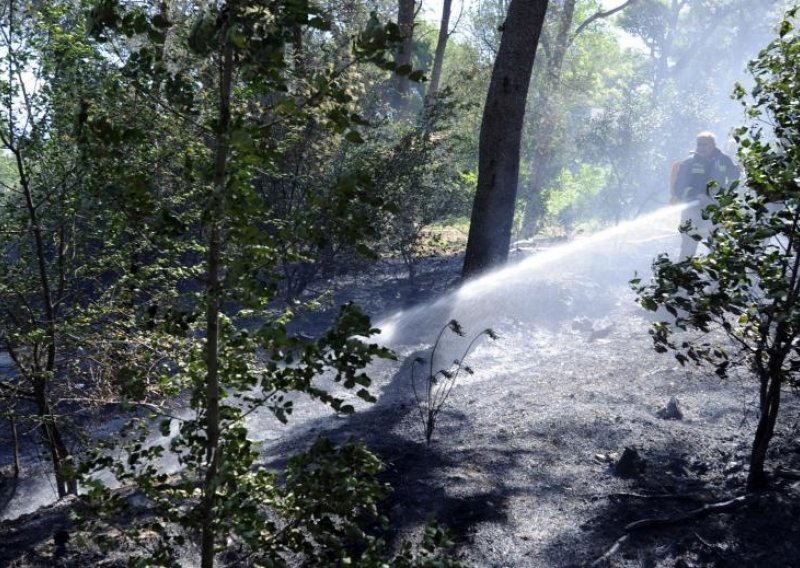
left=673, top=132, right=739, bottom=259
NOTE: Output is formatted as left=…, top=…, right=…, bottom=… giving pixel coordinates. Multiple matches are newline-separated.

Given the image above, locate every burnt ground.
left=2, top=217, right=800, bottom=567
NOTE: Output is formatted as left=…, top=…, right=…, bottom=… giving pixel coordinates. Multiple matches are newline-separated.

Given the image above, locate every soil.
left=2, top=220, right=800, bottom=567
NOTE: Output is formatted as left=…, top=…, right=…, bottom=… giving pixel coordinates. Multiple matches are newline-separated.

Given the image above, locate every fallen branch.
left=590, top=535, right=629, bottom=567
left=775, top=467, right=800, bottom=481
left=608, top=492, right=712, bottom=503
left=624, top=494, right=754, bottom=532
left=590, top=494, right=755, bottom=566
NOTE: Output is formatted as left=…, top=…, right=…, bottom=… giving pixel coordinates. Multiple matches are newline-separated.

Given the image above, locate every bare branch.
left=448, top=0, right=467, bottom=39
left=572, top=0, right=637, bottom=42
left=590, top=534, right=629, bottom=567
left=0, top=380, right=35, bottom=400
left=624, top=494, right=754, bottom=532
left=670, top=3, right=735, bottom=76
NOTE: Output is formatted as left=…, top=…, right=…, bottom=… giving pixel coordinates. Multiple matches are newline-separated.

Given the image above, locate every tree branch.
left=592, top=494, right=755, bottom=566
left=571, top=0, right=637, bottom=42
left=670, top=3, right=735, bottom=77
left=590, top=534, right=629, bottom=567
left=624, top=494, right=754, bottom=532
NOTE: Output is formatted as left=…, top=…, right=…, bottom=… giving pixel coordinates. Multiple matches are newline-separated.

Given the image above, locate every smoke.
left=377, top=204, right=688, bottom=366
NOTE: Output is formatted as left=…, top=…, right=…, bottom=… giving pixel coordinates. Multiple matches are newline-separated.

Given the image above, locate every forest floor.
left=2, top=218, right=800, bottom=567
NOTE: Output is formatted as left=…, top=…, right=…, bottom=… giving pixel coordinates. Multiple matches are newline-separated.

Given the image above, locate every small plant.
left=411, top=320, right=497, bottom=444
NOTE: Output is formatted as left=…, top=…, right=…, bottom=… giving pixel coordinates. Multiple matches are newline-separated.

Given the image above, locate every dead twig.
left=590, top=494, right=755, bottom=566
left=775, top=467, right=800, bottom=481
left=590, top=534, right=629, bottom=567
left=608, top=492, right=712, bottom=503
left=694, top=531, right=714, bottom=549
left=623, top=494, right=754, bottom=532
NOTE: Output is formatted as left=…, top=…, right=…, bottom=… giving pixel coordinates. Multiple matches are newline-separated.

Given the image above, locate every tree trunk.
left=520, top=0, right=636, bottom=238
left=14, top=105, right=75, bottom=497
left=747, top=370, right=782, bottom=491
left=200, top=17, right=235, bottom=568
left=462, top=0, right=550, bottom=278
left=427, top=0, right=452, bottom=98
left=390, top=0, right=416, bottom=110
left=34, top=383, right=74, bottom=497
left=519, top=0, right=575, bottom=238
left=292, top=23, right=306, bottom=80
left=10, top=414, right=21, bottom=478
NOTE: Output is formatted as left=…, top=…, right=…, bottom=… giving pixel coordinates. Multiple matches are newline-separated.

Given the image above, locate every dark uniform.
left=675, top=148, right=738, bottom=258
left=674, top=149, right=738, bottom=203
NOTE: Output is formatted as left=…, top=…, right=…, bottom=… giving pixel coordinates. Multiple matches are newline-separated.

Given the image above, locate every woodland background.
left=2, top=1, right=799, bottom=566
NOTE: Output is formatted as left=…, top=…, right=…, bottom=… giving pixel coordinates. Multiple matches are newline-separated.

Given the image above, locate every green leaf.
left=187, top=12, right=218, bottom=55
left=151, top=14, right=170, bottom=29
left=345, top=130, right=364, bottom=144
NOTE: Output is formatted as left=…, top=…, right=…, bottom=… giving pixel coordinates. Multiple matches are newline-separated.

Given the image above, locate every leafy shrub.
left=634, top=6, right=800, bottom=491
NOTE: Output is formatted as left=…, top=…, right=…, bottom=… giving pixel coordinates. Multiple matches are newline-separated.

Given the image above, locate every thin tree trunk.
left=520, top=0, right=575, bottom=239
left=200, top=16, right=235, bottom=568
left=10, top=414, right=21, bottom=478
left=390, top=0, right=416, bottom=110
left=462, top=0, right=550, bottom=278
left=747, top=320, right=790, bottom=492
left=292, top=23, right=306, bottom=79
left=748, top=372, right=781, bottom=491
left=748, top=230, right=800, bottom=491
left=427, top=0, right=452, bottom=98
left=16, top=124, right=74, bottom=498
left=4, top=0, right=76, bottom=499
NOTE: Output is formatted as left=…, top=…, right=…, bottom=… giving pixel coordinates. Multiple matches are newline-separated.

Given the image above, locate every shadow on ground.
left=545, top=433, right=800, bottom=567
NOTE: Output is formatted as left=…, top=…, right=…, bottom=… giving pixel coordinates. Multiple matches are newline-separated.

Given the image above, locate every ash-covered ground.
left=2, top=206, right=800, bottom=567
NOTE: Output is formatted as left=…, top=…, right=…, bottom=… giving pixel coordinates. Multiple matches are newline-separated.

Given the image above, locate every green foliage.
left=389, top=520, right=466, bottom=568
left=513, top=0, right=797, bottom=233
left=0, top=0, right=145, bottom=497
left=579, top=83, right=665, bottom=221
left=0, top=153, right=17, bottom=194
left=411, top=320, right=497, bottom=445
left=633, top=6, right=800, bottom=490
left=512, top=0, right=645, bottom=235
left=0, top=0, right=470, bottom=565
left=542, top=164, right=609, bottom=230
left=80, top=433, right=463, bottom=566
left=339, top=88, right=476, bottom=279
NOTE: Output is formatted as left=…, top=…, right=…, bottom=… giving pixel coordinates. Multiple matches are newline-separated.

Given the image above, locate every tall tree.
left=427, top=0, right=454, bottom=98
left=519, top=0, right=577, bottom=238
left=519, top=0, right=636, bottom=237
left=615, top=0, right=791, bottom=165
left=462, top=0, right=549, bottom=278
left=77, top=2, right=457, bottom=567
left=0, top=0, right=96, bottom=498
left=391, top=0, right=417, bottom=109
